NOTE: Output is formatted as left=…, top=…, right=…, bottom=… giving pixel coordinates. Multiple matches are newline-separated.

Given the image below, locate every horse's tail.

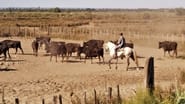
left=133, top=49, right=139, bottom=67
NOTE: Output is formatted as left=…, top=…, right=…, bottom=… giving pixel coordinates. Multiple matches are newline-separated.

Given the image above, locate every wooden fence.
left=0, top=26, right=185, bottom=42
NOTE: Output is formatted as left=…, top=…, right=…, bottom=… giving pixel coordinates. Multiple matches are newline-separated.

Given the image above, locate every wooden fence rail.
left=0, top=26, right=184, bottom=42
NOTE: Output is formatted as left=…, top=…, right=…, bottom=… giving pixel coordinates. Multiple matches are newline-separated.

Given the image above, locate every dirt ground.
left=0, top=37, right=185, bottom=104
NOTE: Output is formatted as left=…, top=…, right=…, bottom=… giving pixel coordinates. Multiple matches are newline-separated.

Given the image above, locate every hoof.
left=136, top=67, right=140, bottom=71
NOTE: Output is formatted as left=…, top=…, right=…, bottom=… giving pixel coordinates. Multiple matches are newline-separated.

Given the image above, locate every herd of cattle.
left=32, top=37, right=105, bottom=63
left=0, top=36, right=178, bottom=64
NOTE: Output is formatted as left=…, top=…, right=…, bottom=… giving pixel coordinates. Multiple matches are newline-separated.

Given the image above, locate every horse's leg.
left=126, top=57, right=130, bottom=71
left=115, top=57, right=118, bottom=70
left=108, top=58, right=113, bottom=69
left=132, top=50, right=139, bottom=70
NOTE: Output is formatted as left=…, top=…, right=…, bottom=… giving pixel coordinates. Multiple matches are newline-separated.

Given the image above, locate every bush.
left=179, top=70, right=185, bottom=84
left=125, top=88, right=159, bottom=104
left=175, top=8, right=185, bottom=16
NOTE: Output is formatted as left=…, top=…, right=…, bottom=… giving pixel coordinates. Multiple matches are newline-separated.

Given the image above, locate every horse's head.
left=104, top=42, right=109, bottom=52
left=104, top=41, right=116, bottom=52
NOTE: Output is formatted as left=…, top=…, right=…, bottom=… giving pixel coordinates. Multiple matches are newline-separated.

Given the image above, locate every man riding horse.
left=115, top=33, right=126, bottom=57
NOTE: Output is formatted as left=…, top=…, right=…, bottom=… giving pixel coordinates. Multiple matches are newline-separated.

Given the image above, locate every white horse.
left=104, top=41, right=139, bottom=70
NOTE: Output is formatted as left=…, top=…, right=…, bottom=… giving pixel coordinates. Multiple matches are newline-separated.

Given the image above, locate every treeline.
left=0, top=7, right=185, bottom=13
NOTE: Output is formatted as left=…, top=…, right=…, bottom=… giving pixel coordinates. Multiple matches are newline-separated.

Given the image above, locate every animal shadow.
left=65, top=60, right=84, bottom=63
left=176, top=55, right=185, bottom=59
left=0, top=68, right=17, bottom=72
left=127, top=66, right=144, bottom=71
left=0, top=59, right=25, bottom=62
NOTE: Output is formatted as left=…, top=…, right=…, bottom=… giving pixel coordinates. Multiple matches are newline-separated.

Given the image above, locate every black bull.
left=0, top=42, right=11, bottom=60
left=83, top=39, right=104, bottom=48
left=77, top=46, right=104, bottom=64
left=1, top=40, right=24, bottom=54
left=159, top=41, right=178, bottom=57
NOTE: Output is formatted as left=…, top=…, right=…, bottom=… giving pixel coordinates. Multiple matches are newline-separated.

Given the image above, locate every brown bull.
left=46, top=41, right=67, bottom=62
left=159, top=41, right=177, bottom=57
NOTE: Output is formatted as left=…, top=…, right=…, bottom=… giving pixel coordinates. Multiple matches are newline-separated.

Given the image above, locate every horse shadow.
left=0, top=68, right=17, bottom=72
left=137, top=55, right=145, bottom=59
left=127, top=66, right=144, bottom=71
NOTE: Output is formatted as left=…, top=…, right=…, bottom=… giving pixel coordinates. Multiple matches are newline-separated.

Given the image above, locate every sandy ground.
left=0, top=37, right=185, bottom=104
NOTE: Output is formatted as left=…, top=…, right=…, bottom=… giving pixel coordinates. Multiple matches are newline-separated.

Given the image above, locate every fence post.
left=53, top=95, right=57, bottom=104
left=144, top=57, right=155, bottom=95
left=108, top=87, right=112, bottom=104
left=59, top=94, right=62, bottom=104
left=2, top=87, right=5, bottom=104
left=117, top=85, right=122, bottom=104
left=84, top=92, right=87, bottom=104
left=48, top=25, right=50, bottom=36
left=94, top=89, right=97, bottom=104
left=42, top=99, right=45, bottom=104
left=15, top=98, right=19, bottom=104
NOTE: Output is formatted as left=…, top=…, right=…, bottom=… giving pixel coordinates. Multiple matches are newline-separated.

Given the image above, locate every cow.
left=31, top=40, right=39, bottom=56
left=1, top=40, right=24, bottom=54
left=159, top=41, right=178, bottom=57
left=36, top=36, right=51, bottom=49
left=83, top=39, right=104, bottom=48
left=45, top=41, right=65, bottom=53
left=77, top=46, right=104, bottom=64
left=0, top=42, right=11, bottom=60
left=46, top=41, right=67, bottom=62
left=65, top=43, right=81, bottom=58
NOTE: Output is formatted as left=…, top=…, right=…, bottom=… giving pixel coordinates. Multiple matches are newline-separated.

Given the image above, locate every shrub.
left=179, top=70, right=185, bottom=84
left=175, top=8, right=185, bottom=16
left=125, top=88, right=159, bottom=104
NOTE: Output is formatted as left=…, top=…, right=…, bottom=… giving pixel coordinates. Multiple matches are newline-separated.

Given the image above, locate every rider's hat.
left=120, top=33, right=123, bottom=36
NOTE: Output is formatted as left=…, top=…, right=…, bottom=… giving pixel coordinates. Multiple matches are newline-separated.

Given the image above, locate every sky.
left=0, top=0, right=185, bottom=9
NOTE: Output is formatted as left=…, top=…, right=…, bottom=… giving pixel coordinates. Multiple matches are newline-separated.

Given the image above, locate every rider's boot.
left=115, top=48, right=118, bottom=58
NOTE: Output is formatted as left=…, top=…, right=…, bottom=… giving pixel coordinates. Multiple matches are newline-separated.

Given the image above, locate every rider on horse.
left=115, top=33, right=126, bottom=57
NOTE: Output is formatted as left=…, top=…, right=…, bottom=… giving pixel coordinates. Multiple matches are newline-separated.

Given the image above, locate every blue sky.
left=0, top=0, right=185, bottom=9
